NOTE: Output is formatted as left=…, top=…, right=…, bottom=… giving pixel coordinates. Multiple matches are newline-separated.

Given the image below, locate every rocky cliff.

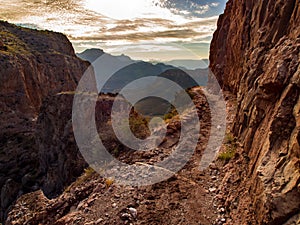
left=2, top=0, right=300, bottom=223
left=209, top=0, right=299, bottom=224
left=0, top=21, right=89, bottom=221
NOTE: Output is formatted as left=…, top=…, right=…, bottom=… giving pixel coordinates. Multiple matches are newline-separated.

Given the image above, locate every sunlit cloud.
left=0, top=0, right=226, bottom=60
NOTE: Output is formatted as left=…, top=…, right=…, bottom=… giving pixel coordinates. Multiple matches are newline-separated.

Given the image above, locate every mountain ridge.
left=76, top=48, right=208, bottom=93
left=0, top=20, right=90, bottom=222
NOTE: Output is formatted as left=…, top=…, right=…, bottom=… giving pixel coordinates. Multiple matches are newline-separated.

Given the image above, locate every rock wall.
left=37, top=93, right=122, bottom=198
left=209, top=0, right=300, bottom=224
left=0, top=21, right=89, bottom=221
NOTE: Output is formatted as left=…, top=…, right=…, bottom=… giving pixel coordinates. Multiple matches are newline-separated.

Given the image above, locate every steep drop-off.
left=0, top=21, right=89, bottom=220
left=209, top=0, right=299, bottom=224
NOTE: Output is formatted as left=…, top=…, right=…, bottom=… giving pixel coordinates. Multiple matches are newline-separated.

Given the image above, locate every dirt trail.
left=7, top=87, right=234, bottom=225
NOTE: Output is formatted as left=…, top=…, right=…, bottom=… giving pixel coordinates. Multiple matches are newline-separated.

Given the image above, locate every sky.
left=0, top=0, right=226, bottom=61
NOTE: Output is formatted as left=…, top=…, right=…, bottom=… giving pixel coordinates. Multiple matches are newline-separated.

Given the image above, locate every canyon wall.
left=0, top=21, right=89, bottom=220
left=209, top=0, right=299, bottom=224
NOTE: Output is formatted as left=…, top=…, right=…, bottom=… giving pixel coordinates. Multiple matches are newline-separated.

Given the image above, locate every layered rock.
left=209, top=0, right=300, bottom=224
left=0, top=21, right=89, bottom=221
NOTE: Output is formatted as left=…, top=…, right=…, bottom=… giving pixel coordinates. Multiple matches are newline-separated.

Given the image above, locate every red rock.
left=209, top=0, right=300, bottom=224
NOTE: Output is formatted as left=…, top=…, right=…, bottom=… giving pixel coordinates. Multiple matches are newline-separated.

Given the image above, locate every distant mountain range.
left=76, top=48, right=208, bottom=94
left=77, top=48, right=133, bottom=64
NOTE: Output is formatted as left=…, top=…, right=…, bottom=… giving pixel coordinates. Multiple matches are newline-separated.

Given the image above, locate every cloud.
left=0, top=0, right=225, bottom=60
left=153, top=0, right=225, bottom=18
left=1, top=0, right=219, bottom=43
left=107, top=24, right=139, bottom=32
left=71, top=28, right=211, bottom=41
left=69, top=14, right=217, bottom=44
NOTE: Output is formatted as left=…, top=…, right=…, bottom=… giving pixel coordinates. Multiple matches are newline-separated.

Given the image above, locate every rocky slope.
left=6, top=87, right=226, bottom=225
left=209, top=0, right=300, bottom=224
left=0, top=21, right=89, bottom=221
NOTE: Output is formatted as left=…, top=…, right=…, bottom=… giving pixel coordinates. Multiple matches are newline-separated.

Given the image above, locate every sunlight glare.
left=83, top=0, right=187, bottom=22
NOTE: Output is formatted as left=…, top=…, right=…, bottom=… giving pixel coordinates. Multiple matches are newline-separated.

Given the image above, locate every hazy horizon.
left=1, top=0, right=226, bottom=61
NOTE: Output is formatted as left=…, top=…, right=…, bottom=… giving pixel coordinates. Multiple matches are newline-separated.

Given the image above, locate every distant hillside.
left=77, top=48, right=133, bottom=64
left=76, top=48, right=105, bottom=62
left=77, top=48, right=208, bottom=93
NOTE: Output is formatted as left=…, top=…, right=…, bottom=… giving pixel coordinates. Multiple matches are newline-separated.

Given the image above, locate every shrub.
left=84, top=167, right=95, bottom=176
left=225, top=133, right=237, bottom=144
left=163, top=106, right=178, bottom=121
left=218, top=148, right=235, bottom=161
left=218, top=132, right=237, bottom=162
left=105, top=177, right=114, bottom=188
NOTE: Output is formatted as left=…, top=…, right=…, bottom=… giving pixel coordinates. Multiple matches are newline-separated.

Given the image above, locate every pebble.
left=209, top=187, right=217, bottom=193
left=215, top=194, right=223, bottom=200
left=76, top=201, right=84, bottom=210
left=121, top=213, right=131, bottom=220
left=84, top=222, right=95, bottom=225
left=209, top=163, right=218, bottom=170
left=95, top=218, right=104, bottom=224
left=112, top=203, right=117, bottom=208
left=211, top=176, right=218, bottom=180
left=128, top=207, right=137, bottom=218
left=114, top=194, right=121, bottom=198
left=212, top=170, right=218, bottom=176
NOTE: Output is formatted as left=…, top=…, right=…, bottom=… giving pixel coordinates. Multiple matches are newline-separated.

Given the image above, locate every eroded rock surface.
left=0, top=21, right=89, bottom=221
left=209, top=0, right=300, bottom=224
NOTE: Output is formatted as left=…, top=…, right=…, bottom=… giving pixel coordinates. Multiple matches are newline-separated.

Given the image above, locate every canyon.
left=0, top=0, right=299, bottom=224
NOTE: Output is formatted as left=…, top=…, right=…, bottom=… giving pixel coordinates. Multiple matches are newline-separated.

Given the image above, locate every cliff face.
left=0, top=21, right=89, bottom=220
left=210, top=0, right=300, bottom=224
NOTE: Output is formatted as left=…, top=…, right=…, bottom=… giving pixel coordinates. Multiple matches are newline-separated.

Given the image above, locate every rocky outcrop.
left=209, top=0, right=300, bottom=224
left=0, top=21, right=89, bottom=221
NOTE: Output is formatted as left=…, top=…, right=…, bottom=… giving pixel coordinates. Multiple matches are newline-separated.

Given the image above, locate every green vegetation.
left=128, top=111, right=150, bottom=139
left=225, top=132, right=236, bottom=144
left=112, top=145, right=120, bottom=156
left=0, top=30, right=31, bottom=55
left=65, top=167, right=95, bottom=192
left=218, top=133, right=238, bottom=162
left=84, top=167, right=95, bottom=177
left=163, top=106, right=178, bottom=121
left=218, top=149, right=235, bottom=161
